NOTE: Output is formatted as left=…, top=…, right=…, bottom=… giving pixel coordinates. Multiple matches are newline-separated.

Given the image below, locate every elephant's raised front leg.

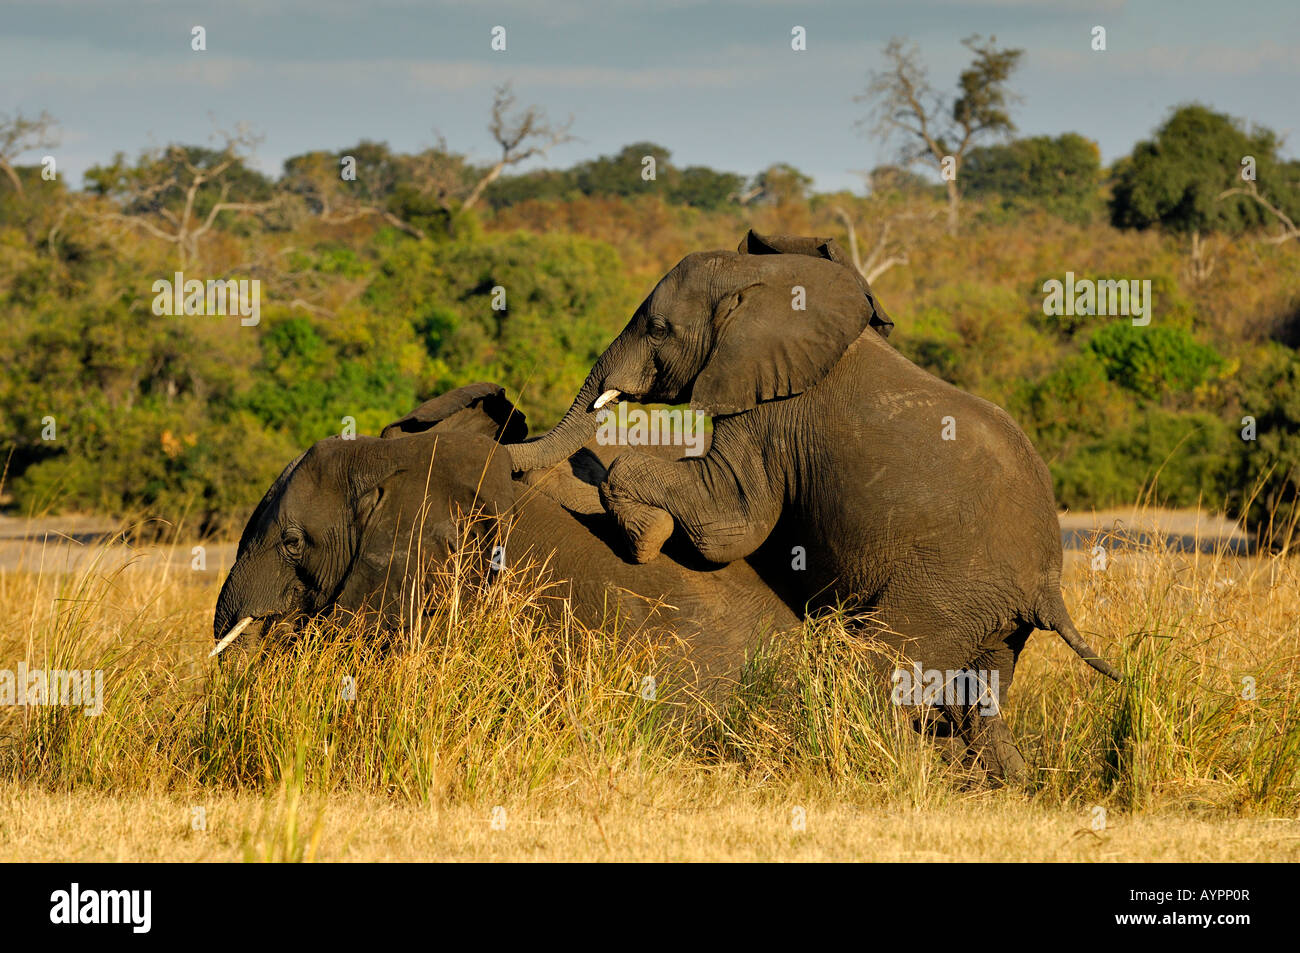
left=606, top=493, right=676, bottom=562
left=598, top=448, right=781, bottom=565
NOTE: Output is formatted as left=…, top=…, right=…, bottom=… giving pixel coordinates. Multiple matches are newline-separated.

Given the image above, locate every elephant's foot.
left=987, top=740, right=1028, bottom=785
left=967, top=715, right=1028, bottom=785
left=599, top=466, right=675, bottom=562
left=982, top=723, right=1028, bottom=784
left=939, top=704, right=1028, bottom=787
left=610, top=498, right=675, bottom=563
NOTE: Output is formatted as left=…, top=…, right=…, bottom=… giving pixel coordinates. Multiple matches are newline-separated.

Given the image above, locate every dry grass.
left=3, top=786, right=1295, bottom=862
left=0, top=512, right=1297, bottom=861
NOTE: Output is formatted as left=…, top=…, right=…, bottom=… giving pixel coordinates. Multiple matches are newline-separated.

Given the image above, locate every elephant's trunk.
left=212, top=546, right=293, bottom=644
left=507, top=354, right=612, bottom=472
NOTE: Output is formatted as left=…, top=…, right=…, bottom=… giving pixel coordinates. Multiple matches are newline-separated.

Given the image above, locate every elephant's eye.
left=281, top=527, right=305, bottom=559
left=648, top=315, right=670, bottom=340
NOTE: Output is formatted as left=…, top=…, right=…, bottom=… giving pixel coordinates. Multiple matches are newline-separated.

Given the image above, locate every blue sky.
left=3, top=0, right=1297, bottom=192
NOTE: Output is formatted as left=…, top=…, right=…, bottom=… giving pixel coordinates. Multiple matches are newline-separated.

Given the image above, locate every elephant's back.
left=504, top=486, right=799, bottom=675
left=820, top=329, right=1057, bottom=515
left=784, top=327, right=1065, bottom=616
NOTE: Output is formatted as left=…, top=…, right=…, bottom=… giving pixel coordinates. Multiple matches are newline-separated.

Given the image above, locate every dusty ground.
left=0, top=514, right=235, bottom=575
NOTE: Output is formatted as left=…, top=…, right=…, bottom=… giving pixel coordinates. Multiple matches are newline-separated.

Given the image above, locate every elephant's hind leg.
left=942, top=705, right=1026, bottom=784
left=940, top=625, right=1032, bottom=783
left=851, top=610, right=1031, bottom=783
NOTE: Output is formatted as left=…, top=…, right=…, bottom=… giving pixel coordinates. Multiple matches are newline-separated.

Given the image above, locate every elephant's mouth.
left=211, top=615, right=256, bottom=657
left=210, top=612, right=299, bottom=658
left=595, top=384, right=669, bottom=409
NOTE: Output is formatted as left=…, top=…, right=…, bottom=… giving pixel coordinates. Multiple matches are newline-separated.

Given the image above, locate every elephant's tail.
left=1036, top=595, right=1122, bottom=682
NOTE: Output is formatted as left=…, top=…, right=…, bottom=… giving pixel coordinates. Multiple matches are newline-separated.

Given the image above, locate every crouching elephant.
left=504, top=230, right=1121, bottom=779
left=212, top=383, right=799, bottom=686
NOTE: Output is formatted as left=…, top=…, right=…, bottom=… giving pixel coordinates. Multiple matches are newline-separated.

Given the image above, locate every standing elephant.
left=212, top=383, right=798, bottom=684
left=506, top=231, right=1120, bottom=777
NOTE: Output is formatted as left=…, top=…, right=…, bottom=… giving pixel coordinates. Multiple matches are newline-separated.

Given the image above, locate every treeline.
left=0, top=101, right=1298, bottom=543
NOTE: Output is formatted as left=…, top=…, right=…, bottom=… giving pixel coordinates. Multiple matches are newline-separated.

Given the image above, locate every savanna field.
left=3, top=43, right=1300, bottom=862
left=0, top=510, right=1296, bottom=862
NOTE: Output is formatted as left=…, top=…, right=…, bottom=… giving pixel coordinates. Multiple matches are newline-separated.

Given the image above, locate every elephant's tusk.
left=593, top=389, right=621, bottom=410
left=210, top=616, right=254, bottom=658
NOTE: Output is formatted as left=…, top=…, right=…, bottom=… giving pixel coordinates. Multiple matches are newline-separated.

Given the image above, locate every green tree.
left=865, top=164, right=936, bottom=197
left=1228, top=344, right=1300, bottom=550
left=963, top=133, right=1102, bottom=223
left=670, top=166, right=744, bottom=209
left=1110, top=104, right=1298, bottom=278
left=1049, top=409, right=1233, bottom=510
left=572, top=142, right=675, bottom=198
left=362, top=231, right=637, bottom=423
left=746, top=163, right=813, bottom=206
left=281, top=141, right=483, bottom=239
left=486, top=145, right=742, bottom=210
left=239, top=310, right=426, bottom=447
left=483, top=168, right=578, bottom=208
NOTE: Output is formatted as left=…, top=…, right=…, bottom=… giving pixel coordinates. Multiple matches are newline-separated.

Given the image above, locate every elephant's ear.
left=737, top=228, right=894, bottom=339
left=380, top=382, right=528, bottom=443
left=738, top=230, right=837, bottom=259
left=690, top=260, right=874, bottom=416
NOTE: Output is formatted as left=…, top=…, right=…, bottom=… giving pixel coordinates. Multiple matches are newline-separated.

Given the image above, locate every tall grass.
left=1023, top=520, right=1300, bottom=815
left=1, top=507, right=1296, bottom=823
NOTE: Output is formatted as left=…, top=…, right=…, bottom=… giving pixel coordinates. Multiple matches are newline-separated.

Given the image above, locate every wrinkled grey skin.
left=508, top=231, right=1121, bottom=779
left=212, top=383, right=798, bottom=685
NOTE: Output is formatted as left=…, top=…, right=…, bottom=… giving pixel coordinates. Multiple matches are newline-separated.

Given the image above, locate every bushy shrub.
left=1085, top=323, right=1223, bottom=400
left=1226, top=343, right=1300, bottom=549
left=1049, top=409, right=1234, bottom=510
left=364, top=230, right=637, bottom=423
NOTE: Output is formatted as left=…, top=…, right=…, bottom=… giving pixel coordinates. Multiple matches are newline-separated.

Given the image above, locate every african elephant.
left=506, top=230, right=1120, bottom=778
left=211, top=383, right=798, bottom=685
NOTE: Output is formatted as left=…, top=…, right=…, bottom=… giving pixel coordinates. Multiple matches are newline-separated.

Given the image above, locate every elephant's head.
left=507, top=229, right=892, bottom=472
left=212, top=384, right=522, bottom=654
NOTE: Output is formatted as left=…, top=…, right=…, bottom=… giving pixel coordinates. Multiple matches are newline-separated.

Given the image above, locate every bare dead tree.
left=1187, top=230, right=1218, bottom=283
left=460, top=83, right=574, bottom=213
left=1220, top=179, right=1300, bottom=246
left=98, top=127, right=280, bottom=267
left=831, top=200, right=939, bottom=283
left=858, top=36, right=1021, bottom=236
left=0, top=110, right=59, bottom=196
left=286, top=150, right=428, bottom=239
left=832, top=205, right=906, bottom=282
